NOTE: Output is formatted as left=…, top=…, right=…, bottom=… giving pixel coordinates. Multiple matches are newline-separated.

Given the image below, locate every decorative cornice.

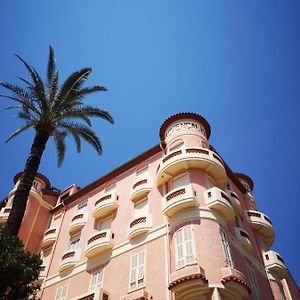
left=159, top=112, right=211, bottom=141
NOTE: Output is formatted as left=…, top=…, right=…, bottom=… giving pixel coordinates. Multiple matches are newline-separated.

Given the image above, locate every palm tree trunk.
left=5, top=130, right=50, bottom=236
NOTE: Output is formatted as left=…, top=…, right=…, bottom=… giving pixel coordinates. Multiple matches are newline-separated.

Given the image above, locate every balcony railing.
left=156, top=147, right=226, bottom=188
left=41, top=227, right=58, bottom=248
left=130, top=178, right=152, bottom=202
left=163, top=184, right=198, bottom=218
left=0, top=206, right=12, bottom=224
left=68, top=212, right=87, bottom=234
left=85, top=229, right=114, bottom=258
left=93, top=192, right=118, bottom=219
left=128, top=215, right=152, bottom=240
left=235, top=227, right=252, bottom=252
left=246, top=210, right=274, bottom=246
left=264, top=250, right=287, bottom=279
left=204, top=187, right=234, bottom=221
left=59, top=249, right=80, bottom=273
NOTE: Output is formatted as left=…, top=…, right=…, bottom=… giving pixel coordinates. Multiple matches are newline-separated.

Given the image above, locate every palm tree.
left=0, top=46, right=113, bottom=236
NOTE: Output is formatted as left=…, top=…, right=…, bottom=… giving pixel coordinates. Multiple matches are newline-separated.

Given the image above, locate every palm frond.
left=47, top=46, right=56, bottom=87
left=0, top=105, right=20, bottom=112
left=74, top=106, right=113, bottom=123
left=5, top=123, right=33, bottom=143
left=60, top=122, right=102, bottom=154
left=53, top=130, right=66, bottom=166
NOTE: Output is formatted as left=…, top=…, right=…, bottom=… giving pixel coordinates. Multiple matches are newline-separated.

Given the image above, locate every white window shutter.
left=136, top=167, right=149, bottom=180
left=175, top=229, right=184, bottom=268
left=172, top=174, right=189, bottom=189
left=61, top=285, right=67, bottom=299
left=134, top=199, right=148, bottom=218
left=184, top=226, right=194, bottom=263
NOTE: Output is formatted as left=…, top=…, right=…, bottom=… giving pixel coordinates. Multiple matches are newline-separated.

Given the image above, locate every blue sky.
left=0, top=0, right=299, bottom=285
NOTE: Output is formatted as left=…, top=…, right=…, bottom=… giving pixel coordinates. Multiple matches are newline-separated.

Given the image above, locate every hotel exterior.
left=0, top=112, right=299, bottom=300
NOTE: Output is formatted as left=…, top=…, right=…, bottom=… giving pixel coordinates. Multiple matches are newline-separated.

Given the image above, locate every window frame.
left=90, top=268, right=104, bottom=292
left=55, top=285, right=68, bottom=300
left=247, top=264, right=261, bottom=300
left=219, top=229, right=234, bottom=267
left=174, top=224, right=197, bottom=270
left=129, top=250, right=146, bottom=291
left=68, top=233, right=81, bottom=250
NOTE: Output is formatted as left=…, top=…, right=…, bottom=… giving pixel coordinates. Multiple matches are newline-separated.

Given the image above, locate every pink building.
left=1, top=112, right=299, bottom=300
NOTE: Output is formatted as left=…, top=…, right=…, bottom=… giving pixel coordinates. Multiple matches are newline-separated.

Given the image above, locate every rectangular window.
left=99, top=218, right=112, bottom=231
left=136, top=166, right=149, bottom=180
left=130, top=251, right=145, bottom=291
left=175, top=225, right=196, bottom=269
left=90, top=269, right=103, bottom=292
left=247, top=265, right=261, bottom=300
left=51, top=214, right=61, bottom=228
left=78, top=202, right=87, bottom=212
left=172, top=174, right=189, bottom=190
left=55, top=285, right=68, bottom=300
left=219, top=230, right=233, bottom=267
left=68, top=234, right=80, bottom=250
left=134, top=199, right=148, bottom=218
left=105, top=184, right=116, bottom=193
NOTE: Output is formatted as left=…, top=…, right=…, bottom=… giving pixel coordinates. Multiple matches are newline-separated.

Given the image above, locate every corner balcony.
left=264, top=250, right=287, bottom=279
left=41, top=227, right=58, bottom=249
left=93, top=192, right=118, bottom=219
left=156, top=147, right=227, bottom=189
left=85, top=229, right=114, bottom=258
left=128, top=215, right=152, bottom=240
left=59, top=249, right=80, bottom=273
left=246, top=210, right=275, bottom=246
left=235, top=227, right=252, bottom=252
left=220, top=267, right=251, bottom=299
left=227, top=191, right=241, bottom=215
left=130, top=178, right=152, bottom=202
left=168, top=265, right=208, bottom=300
left=0, top=206, right=11, bottom=224
left=68, top=213, right=87, bottom=234
left=204, top=187, right=234, bottom=221
left=163, top=184, right=199, bottom=218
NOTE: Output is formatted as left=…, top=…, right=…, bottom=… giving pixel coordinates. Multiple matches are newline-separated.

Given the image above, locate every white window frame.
left=98, top=217, right=112, bottom=231
left=90, top=268, right=104, bottom=292
left=68, top=234, right=80, bottom=250
left=129, top=251, right=146, bottom=291
left=247, top=265, right=261, bottom=300
left=174, top=224, right=196, bottom=269
left=133, top=197, right=148, bottom=218
left=171, top=172, right=190, bottom=191
left=135, top=166, right=149, bottom=180
left=55, top=284, right=68, bottom=300
left=219, top=229, right=233, bottom=267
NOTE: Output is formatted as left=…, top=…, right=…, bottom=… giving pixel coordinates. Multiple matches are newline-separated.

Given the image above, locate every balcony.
left=227, top=191, right=241, bottom=215
left=235, top=227, right=252, bottom=252
left=130, top=178, right=152, bottom=202
left=68, top=213, right=87, bottom=234
left=0, top=206, right=11, bottom=224
left=264, top=250, right=287, bottom=279
left=156, top=147, right=226, bottom=189
left=128, top=215, right=152, bottom=240
left=85, top=229, right=114, bottom=258
left=163, top=184, right=199, bottom=218
left=93, top=192, right=118, bottom=219
left=120, top=288, right=148, bottom=300
left=59, top=249, right=80, bottom=273
left=204, top=187, right=234, bottom=221
left=246, top=210, right=275, bottom=245
left=168, top=265, right=208, bottom=300
left=220, top=267, right=251, bottom=299
left=41, top=227, right=58, bottom=249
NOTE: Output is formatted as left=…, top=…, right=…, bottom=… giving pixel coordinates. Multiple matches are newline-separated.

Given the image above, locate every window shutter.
left=136, top=167, right=149, bottom=180
left=247, top=265, right=261, bottom=300
left=99, top=218, right=112, bottom=231
left=137, top=252, right=145, bottom=287
left=220, top=230, right=233, bottom=267
left=134, top=199, right=148, bottom=218
left=61, top=285, right=67, bottom=299
left=175, top=229, right=184, bottom=268
left=130, top=254, right=138, bottom=289
left=172, top=174, right=189, bottom=190
left=184, top=226, right=194, bottom=263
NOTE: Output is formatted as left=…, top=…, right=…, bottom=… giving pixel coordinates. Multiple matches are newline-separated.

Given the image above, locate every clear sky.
left=0, top=0, right=299, bottom=286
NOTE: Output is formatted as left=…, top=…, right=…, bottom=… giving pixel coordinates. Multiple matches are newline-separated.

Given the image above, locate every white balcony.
left=41, top=227, right=58, bottom=249
left=59, top=249, right=80, bottom=273
left=130, top=178, right=152, bottom=202
left=93, top=192, right=118, bottom=219
left=163, top=184, right=199, bottom=218
left=128, top=215, right=153, bottom=240
left=156, top=147, right=227, bottom=189
left=0, top=206, right=11, bottom=224
left=246, top=210, right=275, bottom=246
left=68, top=213, right=87, bottom=234
left=235, top=227, right=252, bottom=252
left=264, top=250, right=287, bottom=279
left=204, top=187, right=234, bottom=221
left=85, top=229, right=114, bottom=258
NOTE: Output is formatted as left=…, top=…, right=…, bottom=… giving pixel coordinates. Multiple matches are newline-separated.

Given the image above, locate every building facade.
left=0, top=112, right=299, bottom=300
